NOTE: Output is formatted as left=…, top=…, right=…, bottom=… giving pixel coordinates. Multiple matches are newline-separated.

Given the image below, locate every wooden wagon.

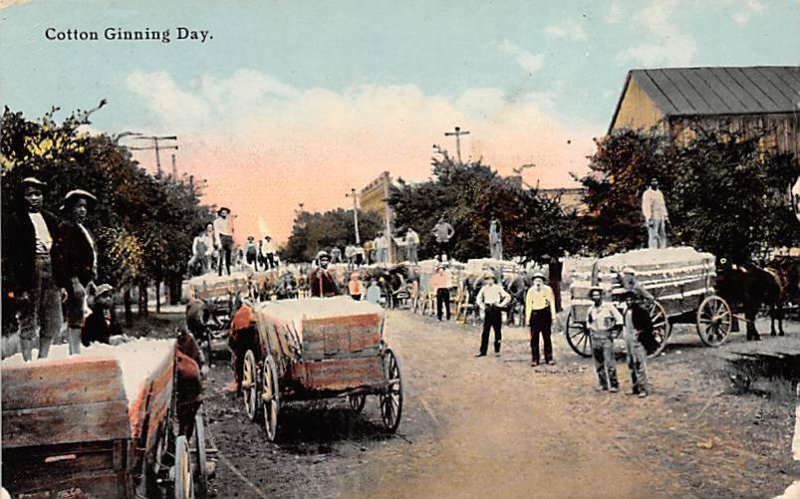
left=1, top=340, right=208, bottom=498
left=238, top=297, right=403, bottom=441
left=565, top=247, right=733, bottom=358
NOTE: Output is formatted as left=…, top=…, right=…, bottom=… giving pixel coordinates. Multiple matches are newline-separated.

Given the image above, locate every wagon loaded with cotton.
left=566, top=247, right=732, bottom=357
left=1, top=340, right=208, bottom=498
left=238, top=297, right=403, bottom=441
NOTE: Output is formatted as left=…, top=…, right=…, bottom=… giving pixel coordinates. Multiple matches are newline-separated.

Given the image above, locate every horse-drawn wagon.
left=237, top=297, right=403, bottom=441
left=1, top=340, right=208, bottom=498
left=565, top=247, right=732, bottom=357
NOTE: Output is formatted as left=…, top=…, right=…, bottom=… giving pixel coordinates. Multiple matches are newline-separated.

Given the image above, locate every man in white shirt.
left=214, top=207, right=234, bottom=276
left=405, top=228, right=419, bottom=264
left=642, top=178, right=669, bottom=249
left=586, top=287, right=623, bottom=392
left=475, top=273, right=511, bottom=357
left=4, top=177, right=64, bottom=360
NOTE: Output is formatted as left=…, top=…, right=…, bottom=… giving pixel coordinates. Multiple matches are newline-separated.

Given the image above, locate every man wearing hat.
left=475, top=272, right=511, bottom=356
left=214, top=207, right=234, bottom=276
left=81, top=284, right=120, bottom=346
left=405, top=227, right=420, bottom=264
left=642, top=178, right=669, bottom=249
left=620, top=267, right=654, bottom=303
left=431, top=215, right=455, bottom=262
left=309, top=251, right=339, bottom=297
left=53, top=189, right=98, bottom=355
left=525, top=271, right=557, bottom=366
left=431, top=264, right=452, bottom=321
left=622, top=291, right=652, bottom=397
left=586, top=286, right=623, bottom=392
left=3, top=177, right=64, bottom=360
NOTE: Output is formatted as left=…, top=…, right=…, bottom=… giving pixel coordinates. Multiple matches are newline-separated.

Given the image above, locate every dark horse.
left=716, top=258, right=788, bottom=340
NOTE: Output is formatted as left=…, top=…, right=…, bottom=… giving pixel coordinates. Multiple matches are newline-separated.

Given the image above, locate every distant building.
left=360, top=171, right=397, bottom=262
left=609, top=66, right=800, bottom=159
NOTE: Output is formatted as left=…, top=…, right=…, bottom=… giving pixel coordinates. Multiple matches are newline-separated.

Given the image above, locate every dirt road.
left=203, top=310, right=799, bottom=498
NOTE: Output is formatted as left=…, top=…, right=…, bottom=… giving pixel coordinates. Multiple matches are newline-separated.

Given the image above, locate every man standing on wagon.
left=214, top=207, right=234, bottom=276
left=3, top=177, right=64, bottom=361
left=642, top=178, right=669, bottom=249
left=53, top=189, right=99, bottom=355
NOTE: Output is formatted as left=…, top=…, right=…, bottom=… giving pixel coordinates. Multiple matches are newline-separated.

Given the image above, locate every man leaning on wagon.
left=53, top=189, right=99, bottom=356
left=3, top=177, right=64, bottom=361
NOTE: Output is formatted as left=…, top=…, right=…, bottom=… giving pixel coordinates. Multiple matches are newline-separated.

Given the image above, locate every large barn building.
left=609, top=66, right=800, bottom=160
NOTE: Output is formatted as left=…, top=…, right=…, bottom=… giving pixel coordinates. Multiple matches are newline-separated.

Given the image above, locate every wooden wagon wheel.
left=174, top=435, right=195, bottom=499
left=193, top=411, right=209, bottom=498
left=380, top=348, right=403, bottom=433
left=242, top=350, right=260, bottom=422
left=647, top=300, right=671, bottom=358
left=348, top=393, right=367, bottom=413
left=564, top=311, right=592, bottom=358
left=261, top=355, right=281, bottom=442
left=696, top=295, right=733, bottom=347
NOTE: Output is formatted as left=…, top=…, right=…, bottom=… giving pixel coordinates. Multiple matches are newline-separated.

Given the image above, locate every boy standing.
left=586, top=287, right=622, bottom=392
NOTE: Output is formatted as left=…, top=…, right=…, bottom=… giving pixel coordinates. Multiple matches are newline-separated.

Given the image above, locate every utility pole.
left=346, top=188, right=361, bottom=244
left=171, top=154, right=177, bottom=178
left=444, top=126, right=470, bottom=164
left=126, top=135, right=179, bottom=176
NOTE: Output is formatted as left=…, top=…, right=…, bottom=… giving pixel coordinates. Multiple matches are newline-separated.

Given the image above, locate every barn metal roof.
left=610, top=66, right=800, bottom=131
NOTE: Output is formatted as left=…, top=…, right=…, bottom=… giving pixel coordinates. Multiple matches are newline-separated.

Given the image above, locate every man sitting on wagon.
left=227, top=296, right=258, bottom=393
left=310, top=251, right=339, bottom=297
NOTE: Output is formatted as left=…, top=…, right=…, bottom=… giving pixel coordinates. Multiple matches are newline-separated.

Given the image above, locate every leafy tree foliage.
left=389, top=149, right=583, bottom=263
left=281, top=208, right=383, bottom=262
left=1, top=106, right=213, bottom=312
left=580, top=127, right=800, bottom=262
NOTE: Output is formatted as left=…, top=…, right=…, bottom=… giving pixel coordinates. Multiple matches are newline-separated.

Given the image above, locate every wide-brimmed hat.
left=531, top=271, right=546, bottom=281
left=589, top=286, right=604, bottom=295
left=317, top=250, right=331, bottom=261
left=63, top=189, right=97, bottom=207
left=94, top=283, right=114, bottom=297
left=217, top=207, right=231, bottom=215
left=621, top=267, right=636, bottom=275
left=436, top=264, right=447, bottom=271
left=20, top=177, right=47, bottom=189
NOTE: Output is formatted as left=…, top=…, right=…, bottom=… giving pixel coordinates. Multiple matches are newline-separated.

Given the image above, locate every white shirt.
left=28, top=212, right=52, bottom=253
left=405, top=230, right=419, bottom=245
left=476, top=284, right=511, bottom=309
left=262, top=238, right=275, bottom=253
left=213, top=217, right=233, bottom=245
left=642, top=188, right=668, bottom=220
left=78, top=223, right=97, bottom=275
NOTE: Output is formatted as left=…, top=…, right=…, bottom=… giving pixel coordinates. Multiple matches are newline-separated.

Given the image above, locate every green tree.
left=389, top=149, right=583, bottom=263
left=281, top=208, right=383, bottom=262
left=580, top=126, right=800, bottom=262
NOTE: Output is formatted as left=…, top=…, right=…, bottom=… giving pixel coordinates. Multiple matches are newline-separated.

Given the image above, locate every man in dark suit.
left=3, top=177, right=64, bottom=360
left=309, top=251, right=339, bottom=297
left=52, top=189, right=98, bottom=355
left=81, top=284, right=121, bottom=346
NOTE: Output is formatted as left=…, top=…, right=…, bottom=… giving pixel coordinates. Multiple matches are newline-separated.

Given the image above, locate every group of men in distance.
left=3, top=176, right=119, bottom=361
left=187, top=207, right=280, bottom=278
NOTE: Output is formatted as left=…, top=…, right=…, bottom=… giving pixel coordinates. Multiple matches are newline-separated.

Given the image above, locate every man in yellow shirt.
left=525, top=271, right=557, bottom=366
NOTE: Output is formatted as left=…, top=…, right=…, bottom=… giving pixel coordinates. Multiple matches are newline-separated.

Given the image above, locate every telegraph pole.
left=126, top=135, right=179, bottom=176
left=171, top=154, right=177, bottom=178
left=444, top=126, right=470, bottom=164
left=346, top=188, right=361, bottom=244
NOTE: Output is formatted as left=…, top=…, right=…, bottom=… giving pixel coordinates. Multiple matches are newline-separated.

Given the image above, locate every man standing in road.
left=475, top=273, right=511, bottom=357
left=3, top=177, right=64, bottom=361
left=642, top=178, right=669, bottom=249
left=525, top=271, right=557, bottom=366
left=431, top=264, right=451, bottom=321
left=405, top=227, right=420, bottom=264
left=622, top=291, right=652, bottom=398
left=309, top=251, right=339, bottom=297
left=431, top=215, right=455, bottom=262
left=586, top=287, right=623, bottom=393
left=54, top=189, right=99, bottom=355
left=214, top=207, right=234, bottom=276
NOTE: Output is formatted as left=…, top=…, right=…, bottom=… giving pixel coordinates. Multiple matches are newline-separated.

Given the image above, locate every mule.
left=716, top=258, right=785, bottom=340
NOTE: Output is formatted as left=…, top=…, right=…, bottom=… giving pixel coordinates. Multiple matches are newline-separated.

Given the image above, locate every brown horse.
left=716, top=258, right=786, bottom=340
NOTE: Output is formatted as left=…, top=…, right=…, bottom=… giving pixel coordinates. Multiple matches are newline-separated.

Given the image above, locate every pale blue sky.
left=2, top=0, right=798, bottom=131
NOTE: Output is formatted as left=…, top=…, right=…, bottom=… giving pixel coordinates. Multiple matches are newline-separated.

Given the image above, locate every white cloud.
left=732, top=0, right=765, bottom=25
left=620, top=0, right=697, bottom=67
left=544, top=20, right=588, bottom=42
left=125, top=70, right=600, bottom=242
left=498, top=39, right=545, bottom=74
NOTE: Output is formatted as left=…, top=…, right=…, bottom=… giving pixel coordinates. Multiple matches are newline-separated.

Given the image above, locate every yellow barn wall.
left=611, top=78, right=666, bottom=132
